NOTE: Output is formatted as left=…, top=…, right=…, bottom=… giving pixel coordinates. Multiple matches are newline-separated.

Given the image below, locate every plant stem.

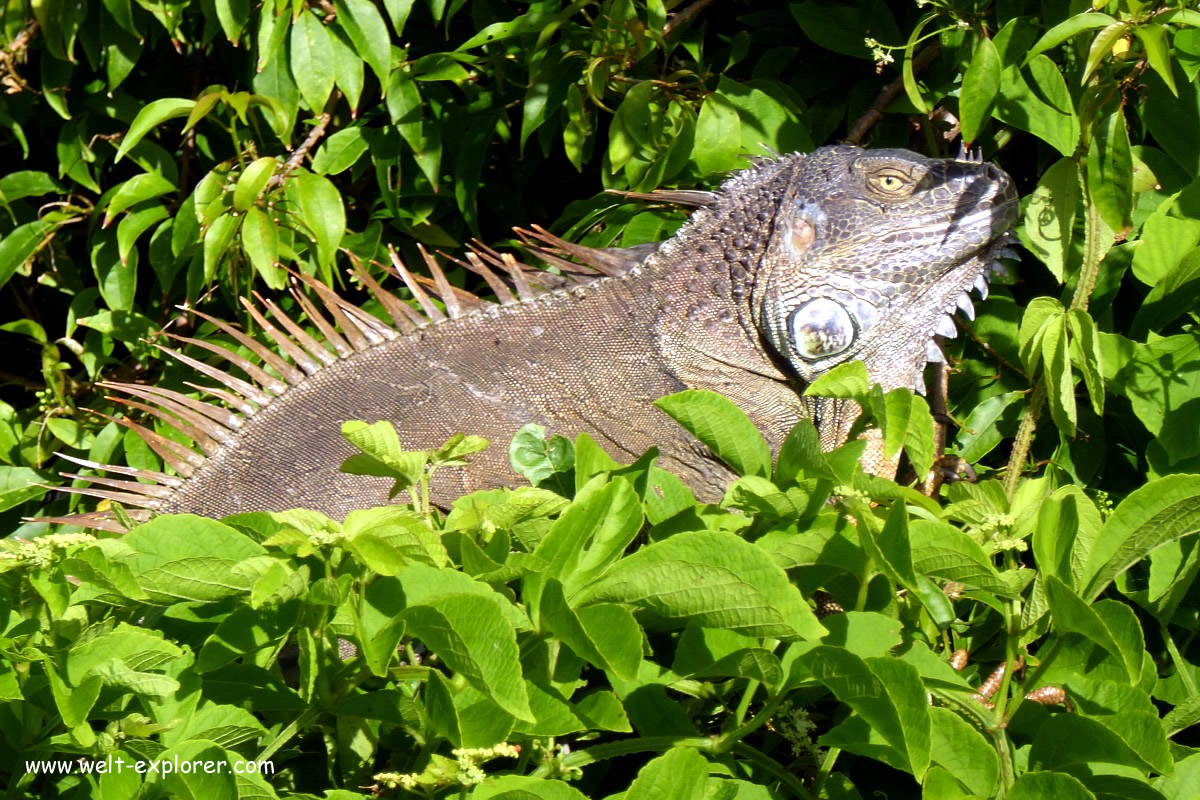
left=730, top=742, right=815, bottom=800
left=814, top=747, right=840, bottom=797
left=1002, top=382, right=1045, bottom=500
left=1163, top=623, right=1198, bottom=696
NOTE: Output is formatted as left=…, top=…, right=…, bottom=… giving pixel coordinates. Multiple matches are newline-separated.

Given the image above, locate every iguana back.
left=57, top=146, right=1018, bottom=528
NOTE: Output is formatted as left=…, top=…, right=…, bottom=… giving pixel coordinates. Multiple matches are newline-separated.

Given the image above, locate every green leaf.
left=103, top=173, right=175, bottom=227
left=692, top=92, right=741, bottom=175
left=1045, top=576, right=1134, bottom=681
left=294, top=171, right=345, bottom=267
left=330, top=22, right=364, bottom=111
left=654, top=390, right=771, bottom=478
left=1135, top=22, right=1177, bottom=97
left=960, top=36, right=1001, bottom=144
left=203, top=212, right=241, bottom=284
left=1083, top=22, right=1131, bottom=86
left=233, top=156, right=277, bottom=212
left=804, top=360, right=870, bottom=398
left=1081, top=474, right=1200, bottom=601
left=0, top=466, right=51, bottom=512
left=1027, top=13, right=1118, bottom=61
left=118, top=514, right=266, bottom=603
left=115, top=98, right=195, bottom=162
left=117, top=203, right=169, bottom=265
left=539, top=580, right=641, bottom=680
left=241, top=206, right=284, bottom=289
left=1007, top=772, right=1096, bottom=800
left=334, top=0, right=391, bottom=86
left=311, top=127, right=370, bottom=175
left=928, top=707, right=999, bottom=797
left=401, top=593, right=534, bottom=721
left=0, top=220, right=57, bottom=289
left=625, top=748, right=708, bottom=800
left=802, top=646, right=931, bottom=777
left=1019, top=157, right=1078, bottom=282
left=1066, top=309, right=1104, bottom=416
left=1087, top=109, right=1133, bottom=233
left=509, top=423, right=575, bottom=490
left=995, top=58, right=1079, bottom=157
left=290, top=10, right=336, bottom=112
left=575, top=529, right=826, bottom=640
left=1041, top=314, right=1077, bottom=437
left=343, top=506, right=448, bottom=572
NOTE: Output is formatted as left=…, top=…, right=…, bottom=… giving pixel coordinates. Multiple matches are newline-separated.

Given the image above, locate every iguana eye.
left=874, top=173, right=906, bottom=192
left=789, top=299, right=855, bottom=361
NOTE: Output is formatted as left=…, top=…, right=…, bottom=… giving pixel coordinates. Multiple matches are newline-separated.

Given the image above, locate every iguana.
left=52, top=145, right=1018, bottom=529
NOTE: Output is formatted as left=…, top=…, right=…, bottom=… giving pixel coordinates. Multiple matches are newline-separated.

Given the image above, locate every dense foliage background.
left=1, top=0, right=1200, bottom=798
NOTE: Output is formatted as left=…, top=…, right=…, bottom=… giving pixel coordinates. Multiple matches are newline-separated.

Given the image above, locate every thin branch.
left=663, top=0, right=714, bottom=37
left=845, top=44, right=941, bottom=146
left=267, top=99, right=336, bottom=191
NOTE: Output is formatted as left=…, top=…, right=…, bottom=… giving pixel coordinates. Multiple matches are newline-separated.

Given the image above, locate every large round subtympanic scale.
left=789, top=298, right=855, bottom=360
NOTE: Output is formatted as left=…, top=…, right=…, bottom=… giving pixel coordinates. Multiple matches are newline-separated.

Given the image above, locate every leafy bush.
left=1, top=1, right=1200, bottom=799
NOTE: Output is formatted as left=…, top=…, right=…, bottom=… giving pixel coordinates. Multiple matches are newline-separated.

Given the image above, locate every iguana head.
left=750, top=145, right=1018, bottom=394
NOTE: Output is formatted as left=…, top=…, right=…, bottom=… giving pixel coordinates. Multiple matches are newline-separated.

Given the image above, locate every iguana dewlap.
left=58, top=146, right=1018, bottom=528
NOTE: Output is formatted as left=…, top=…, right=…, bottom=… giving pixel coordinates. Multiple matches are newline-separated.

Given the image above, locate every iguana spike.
left=187, top=307, right=306, bottom=386
left=348, top=256, right=423, bottom=333
left=458, top=251, right=518, bottom=306
left=518, top=225, right=631, bottom=278
left=99, top=383, right=239, bottom=440
left=605, top=188, right=719, bottom=207
left=417, top=244, right=464, bottom=319
left=253, top=292, right=337, bottom=369
left=153, top=343, right=272, bottom=407
left=289, top=279, right=354, bottom=358
left=34, top=510, right=143, bottom=533
left=107, top=394, right=221, bottom=456
left=184, top=381, right=256, bottom=416
left=467, top=241, right=540, bottom=301
left=56, top=452, right=180, bottom=486
left=290, top=270, right=379, bottom=351
left=57, top=473, right=175, bottom=499
left=51, top=482, right=164, bottom=509
left=413, top=274, right=492, bottom=315
left=164, top=333, right=290, bottom=396
left=388, top=245, right=448, bottom=323
left=89, top=410, right=200, bottom=476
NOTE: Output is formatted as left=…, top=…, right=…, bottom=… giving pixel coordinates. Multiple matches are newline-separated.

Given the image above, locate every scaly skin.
left=71, top=146, right=1019, bottom=523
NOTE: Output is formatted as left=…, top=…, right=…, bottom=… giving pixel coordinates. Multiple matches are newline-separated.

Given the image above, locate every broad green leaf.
left=196, top=604, right=297, bottom=673
left=214, top=0, right=249, bottom=43
left=0, top=170, right=62, bottom=201
left=103, top=173, right=175, bottom=227
left=470, top=777, right=588, bottom=800
left=655, top=390, right=770, bottom=478
left=1088, top=109, right=1133, bottom=232
left=575, top=529, right=826, bottom=640
left=625, top=748, right=708, bottom=800
left=117, top=202, right=169, bottom=265
left=329, top=22, right=364, bottom=111
left=1008, top=772, right=1096, bottom=800
left=1082, top=474, right=1200, bottom=601
left=909, top=519, right=1013, bottom=595
left=203, top=212, right=240, bottom=283
left=693, top=92, right=740, bottom=175
left=241, top=206, right=284, bottom=289
left=343, top=506, right=448, bottom=572
left=119, top=514, right=266, bottom=604
left=311, top=127, right=370, bottom=175
left=928, top=707, right=999, bottom=798
left=0, top=220, right=57, bottom=289
left=1083, top=23, right=1131, bottom=85
left=115, top=98, right=195, bottom=162
left=294, top=171, right=345, bottom=266
left=1130, top=249, right=1200, bottom=338
left=803, top=646, right=931, bottom=777
left=804, top=360, right=870, bottom=398
left=401, top=593, right=534, bottom=721
left=290, top=10, right=336, bottom=112
left=539, top=580, right=641, bottom=680
left=1018, top=297, right=1064, bottom=375
left=995, top=58, right=1079, bottom=157
left=1029, top=712, right=1160, bottom=776
left=1041, top=314, right=1077, bottom=437
left=508, top=423, right=575, bottom=490
left=1066, top=309, right=1104, bottom=416
left=1045, top=576, right=1134, bottom=681
left=157, top=741, right=237, bottom=800
left=1026, top=13, right=1118, bottom=61
left=65, top=622, right=183, bottom=684
left=1135, top=23, right=1177, bottom=97
left=233, top=156, right=276, bottom=212
left=0, top=466, right=51, bottom=512
left=1019, top=157, right=1078, bottom=282
left=960, top=35, right=1001, bottom=144
left=335, top=0, right=391, bottom=85
left=44, top=661, right=102, bottom=728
